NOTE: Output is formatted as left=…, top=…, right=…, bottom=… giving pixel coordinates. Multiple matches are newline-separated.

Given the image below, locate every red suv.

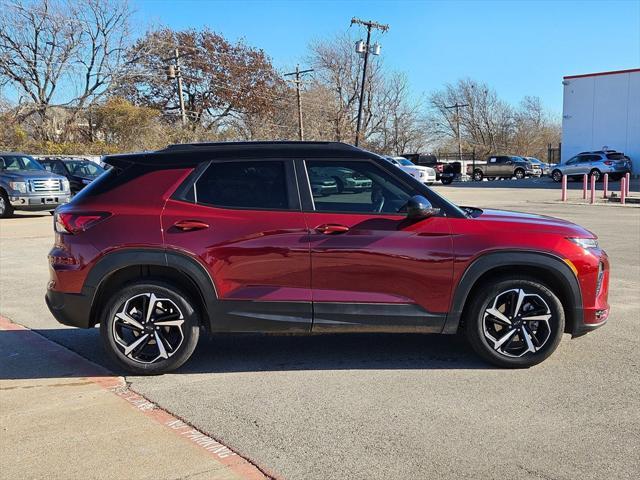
left=46, top=142, right=610, bottom=374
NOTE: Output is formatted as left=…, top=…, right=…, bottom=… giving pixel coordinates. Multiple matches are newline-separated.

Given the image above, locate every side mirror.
left=406, top=195, right=440, bottom=220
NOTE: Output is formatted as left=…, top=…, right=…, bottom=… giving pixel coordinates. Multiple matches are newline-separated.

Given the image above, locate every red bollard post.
left=590, top=175, right=596, bottom=204
left=621, top=177, right=627, bottom=205
left=625, top=172, right=631, bottom=197
left=561, top=174, right=567, bottom=202
left=582, top=174, right=588, bottom=199
left=603, top=173, right=608, bottom=198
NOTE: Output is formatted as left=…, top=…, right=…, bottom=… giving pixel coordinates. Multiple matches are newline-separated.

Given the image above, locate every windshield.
left=0, top=155, right=45, bottom=171
left=64, top=160, right=105, bottom=177
left=398, top=159, right=414, bottom=166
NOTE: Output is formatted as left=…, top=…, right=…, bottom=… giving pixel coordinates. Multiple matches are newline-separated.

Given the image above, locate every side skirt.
left=313, top=302, right=446, bottom=334
left=210, top=301, right=447, bottom=334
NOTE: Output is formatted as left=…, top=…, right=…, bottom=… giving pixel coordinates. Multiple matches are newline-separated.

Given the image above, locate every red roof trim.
left=564, top=68, right=640, bottom=80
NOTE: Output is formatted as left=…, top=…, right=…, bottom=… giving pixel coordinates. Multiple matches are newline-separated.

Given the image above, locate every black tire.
left=441, top=176, right=453, bottom=185
left=464, top=276, right=565, bottom=368
left=514, top=168, right=525, bottom=180
left=0, top=190, right=14, bottom=218
left=551, top=170, right=562, bottom=182
left=100, top=280, right=201, bottom=375
left=472, top=170, right=483, bottom=181
left=590, top=169, right=602, bottom=182
left=333, top=177, right=345, bottom=193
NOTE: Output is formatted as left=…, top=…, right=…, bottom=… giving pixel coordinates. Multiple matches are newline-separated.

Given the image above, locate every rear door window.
left=195, top=160, right=293, bottom=210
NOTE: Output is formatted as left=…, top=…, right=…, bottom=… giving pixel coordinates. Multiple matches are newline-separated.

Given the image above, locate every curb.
left=0, top=315, right=278, bottom=480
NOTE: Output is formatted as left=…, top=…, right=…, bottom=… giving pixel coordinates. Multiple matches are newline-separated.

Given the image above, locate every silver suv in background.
left=551, top=150, right=632, bottom=182
left=0, top=153, right=70, bottom=217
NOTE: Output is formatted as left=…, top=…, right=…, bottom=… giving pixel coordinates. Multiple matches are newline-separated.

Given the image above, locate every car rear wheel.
left=0, top=190, right=13, bottom=218
left=590, top=169, right=602, bottom=182
left=551, top=170, right=562, bottom=182
left=441, top=176, right=453, bottom=185
left=464, top=277, right=565, bottom=368
left=514, top=168, right=525, bottom=180
left=100, top=280, right=200, bottom=375
left=472, top=170, right=483, bottom=181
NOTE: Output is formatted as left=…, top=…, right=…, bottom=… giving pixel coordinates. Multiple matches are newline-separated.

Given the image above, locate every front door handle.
left=173, top=220, right=209, bottom=232
left=315, top=224, right=349, bottom=235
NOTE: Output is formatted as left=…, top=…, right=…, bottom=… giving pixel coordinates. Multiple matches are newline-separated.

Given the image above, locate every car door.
left=161, top=159, right=312, bottom=333
left=579, top=154, right=599, bottom=174
left=299, top=158, right=453, bottom=333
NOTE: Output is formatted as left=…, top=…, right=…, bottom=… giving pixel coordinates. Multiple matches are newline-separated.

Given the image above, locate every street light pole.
left=351, top=17, right=389, bottom=147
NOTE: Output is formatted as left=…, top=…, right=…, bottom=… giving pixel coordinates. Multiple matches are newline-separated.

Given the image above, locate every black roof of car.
left=105, top=141, right=379, bottom=169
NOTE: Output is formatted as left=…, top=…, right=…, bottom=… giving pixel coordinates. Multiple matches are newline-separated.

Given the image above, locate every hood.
left=1, top=170, right=66, bottom=180
left=477, top=209, right=595, bottom=237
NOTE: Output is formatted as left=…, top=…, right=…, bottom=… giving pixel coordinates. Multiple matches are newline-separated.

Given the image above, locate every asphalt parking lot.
left=1, top=180, right=639, bottom=480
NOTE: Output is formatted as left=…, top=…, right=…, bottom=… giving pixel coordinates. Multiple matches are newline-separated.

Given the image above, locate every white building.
left=562, top=68, right=640, bottom=174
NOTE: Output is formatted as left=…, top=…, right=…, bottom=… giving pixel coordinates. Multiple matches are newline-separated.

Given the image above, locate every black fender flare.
left=442, top=251, right=583, bottom=334
left=85, top=248, right=218, bottom=327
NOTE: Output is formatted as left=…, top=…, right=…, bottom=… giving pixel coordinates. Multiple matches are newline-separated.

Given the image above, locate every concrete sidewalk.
left=0, top=316, right=270, bottom=480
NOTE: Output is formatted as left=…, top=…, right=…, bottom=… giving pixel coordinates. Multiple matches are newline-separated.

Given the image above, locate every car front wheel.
left=100, top=280, right=200, bottom=375
left=551, top=170, right=563, bottom=182
left=464, top=277, right=565, bottom=368
left=472, top=170, right=483, bottom=181
left=0, top=190, right=14, bottom=218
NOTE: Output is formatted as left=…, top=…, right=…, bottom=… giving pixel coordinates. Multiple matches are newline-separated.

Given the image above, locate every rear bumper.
left=45, top=288, right=94, bottom=328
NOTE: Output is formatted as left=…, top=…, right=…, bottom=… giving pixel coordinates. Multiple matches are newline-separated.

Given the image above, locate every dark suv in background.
left=46, top=142, right=609, bottom=374
left=39, top=157, right=106, bottom=194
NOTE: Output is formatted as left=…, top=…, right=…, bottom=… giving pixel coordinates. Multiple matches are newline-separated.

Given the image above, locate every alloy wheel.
left=112, top=293, right=185, bottom=364
left=0, top=196, right=5, bottom=215
left=552, top=170, right=562, bottom=182
left=482, top=288, right=552, bottom=358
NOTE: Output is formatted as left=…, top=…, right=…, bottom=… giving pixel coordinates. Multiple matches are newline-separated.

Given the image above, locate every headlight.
left=8, top=181, right=27, bottom=193
left=61, top=178, right=70, bottom=191
left=567, top=237, right=599, bottom=249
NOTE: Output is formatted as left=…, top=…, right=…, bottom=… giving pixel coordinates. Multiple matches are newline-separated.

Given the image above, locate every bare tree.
left=0, top=0, right=131, bottom=141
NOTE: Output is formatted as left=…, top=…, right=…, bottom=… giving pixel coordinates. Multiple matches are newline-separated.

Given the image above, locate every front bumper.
left=45, top=288, right=94, bottom=328
left=10, top=193, right=71, bottom=210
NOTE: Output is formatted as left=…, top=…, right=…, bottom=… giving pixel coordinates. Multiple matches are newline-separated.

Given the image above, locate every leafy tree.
left=116, top=28, right=285, bottom=131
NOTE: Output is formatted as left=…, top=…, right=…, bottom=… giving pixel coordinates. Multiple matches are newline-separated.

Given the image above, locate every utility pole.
left=351, top=17, right=389, bottom=146
left=284, top=65, right=314, bottom=141
left=444, top=102, right=469, bottom=162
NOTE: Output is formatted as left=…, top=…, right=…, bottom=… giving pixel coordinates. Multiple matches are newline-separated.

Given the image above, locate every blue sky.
left=133, top=0, right=640, bottom=116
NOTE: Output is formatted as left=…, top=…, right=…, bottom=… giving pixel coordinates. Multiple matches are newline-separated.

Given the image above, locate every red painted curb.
left=0, top=315, right=277, bottom=480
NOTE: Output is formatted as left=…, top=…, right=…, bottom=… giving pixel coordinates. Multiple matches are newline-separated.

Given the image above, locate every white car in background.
left=385, top=156, right=437, bottom=185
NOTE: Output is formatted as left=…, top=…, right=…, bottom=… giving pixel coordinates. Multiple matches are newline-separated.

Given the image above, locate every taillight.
left=604, top=161, right=613, bottom=166
left=54, top=212, right=110, bottom=234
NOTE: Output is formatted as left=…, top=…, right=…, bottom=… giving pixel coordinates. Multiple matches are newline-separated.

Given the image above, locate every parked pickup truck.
left=0, top=152, right=71, bottom=218
left=467, top=155, right=541, bottom=181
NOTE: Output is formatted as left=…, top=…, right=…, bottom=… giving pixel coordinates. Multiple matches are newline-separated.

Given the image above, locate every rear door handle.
left=315, top=224, right=349, bottom=235
left=173, top=220, right=209, bottom=232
